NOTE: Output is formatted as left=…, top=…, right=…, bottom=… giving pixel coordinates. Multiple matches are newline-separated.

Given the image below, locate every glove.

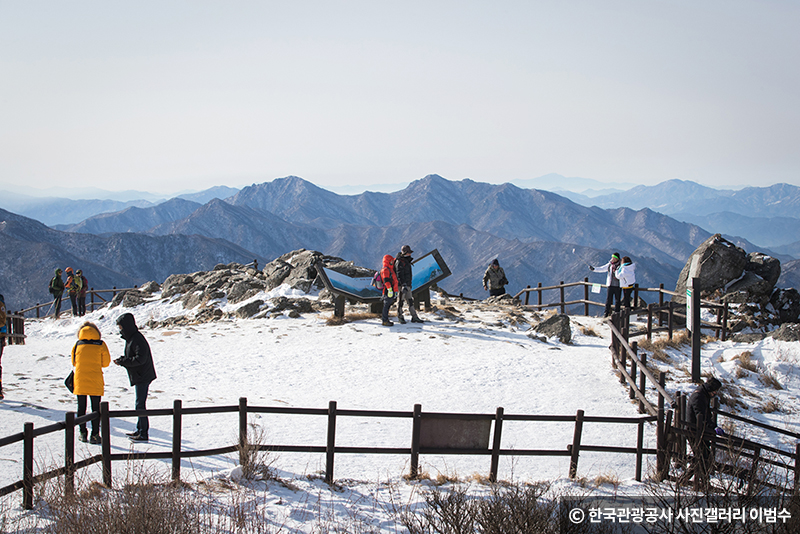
left=589, top=265, right=594, bottom=271
left=402, top=285, right=410, bottom=292
left=386, top=288, right=394, bottom=298
left=715, top=427, right=725, bottom=436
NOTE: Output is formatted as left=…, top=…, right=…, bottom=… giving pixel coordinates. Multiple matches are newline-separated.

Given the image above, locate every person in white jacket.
left=615, top=256, right=636, bottom=310
left=589, top=253, right=621, bottom=317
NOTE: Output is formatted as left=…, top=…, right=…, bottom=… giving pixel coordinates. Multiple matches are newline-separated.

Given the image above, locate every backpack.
left=371, top=271, right=384, bottom=290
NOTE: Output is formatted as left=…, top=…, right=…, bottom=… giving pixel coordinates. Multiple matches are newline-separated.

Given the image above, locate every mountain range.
left=1, top=175, right=796, bottom=310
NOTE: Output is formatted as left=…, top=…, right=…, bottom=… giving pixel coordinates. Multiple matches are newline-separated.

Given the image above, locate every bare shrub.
left=761, top=396, right=783, bottom=414
left=650, top=348, right=671, bottom=363
left=735, top=351, right=759, bottom=372
left=474, top=482, right=556, bottom=534
left=579, top=325, right=600, bottom=337
left=759, top=370, right=783, bottom=390
left=238, top=423, right=277, bottom=481
left=592, top=472, right=621, bottom=490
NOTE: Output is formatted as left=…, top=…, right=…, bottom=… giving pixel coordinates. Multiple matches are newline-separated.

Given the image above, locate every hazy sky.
left=1, top=1, right=798, bottom=194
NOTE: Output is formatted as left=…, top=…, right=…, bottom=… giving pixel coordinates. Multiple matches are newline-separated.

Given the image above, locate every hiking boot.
left=79, top=431, right=88, bottom=443
left=89, top=434, right=101, bottom=445
left=125, top=430, right=139, bottom=437
left=397, top=316, right=406, bottom=324
left=411, top=317, right=424, bottom=323
left=382, top=321, right=394, bottom=327
left=129, top=433, right=149, bottom=442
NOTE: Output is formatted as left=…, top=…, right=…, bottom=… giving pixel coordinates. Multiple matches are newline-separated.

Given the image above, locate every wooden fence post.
left=668, top=301, right=674, bottom=340
left=560, top=282, right=565, bottom=314
left=525, top=285, right=530, bottom=306
left=658, top=284, right=664, bottom=327
left=722, top=303, right=728, bottom=342
left=569, top=410, right=584, bottom=478
left=101, top=402, right=112, bottom=487
left=410, top=404, right=421, bottom=479
left=239, top=397, right=248, bottom=466
left=795, top=443, right=799, bottom=491
left=657, top=410, right=674, bottom=482
left=23, top=422, right=34, bottom=510
left=90, top=288, right=95, bottom=312
left=638, top=351, right=648, bottom=414
left=629, top=342, right=638, bottom=399
left=537, top=283, right=542, bottom=307
left=172, top=399, right=182, bottom=482
left=583, top=278, right=589, bottom=316
left=325, top=401, right=337, bottom=484
left=65, top=412, right=75, bottom=495
left=489, top=407, right=504, bottom=483
left=636, top=419, right=644, bottom=482
left=647, top=303, right=654, bottom=341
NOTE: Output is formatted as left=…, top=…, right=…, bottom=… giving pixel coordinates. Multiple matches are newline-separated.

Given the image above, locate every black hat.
left=400, top=245, right=413, bottom=255
left=705, top=376, right=722, bottom=392
left=491, top=258, right=499, bottom=266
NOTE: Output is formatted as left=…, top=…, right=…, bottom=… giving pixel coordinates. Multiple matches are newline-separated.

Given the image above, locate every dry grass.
left=759, top=370, right=783, bottom=390
left=734, top=351, right=759, bottom=372
left=579, top=325, right=601, bottom=337
left=325, top=311, right=380, bottom=326
left=592, top=472, right=621, bottom=490
left=761, top=396, right=784, bottom=414
left=649, top=348, right=671, bottom=363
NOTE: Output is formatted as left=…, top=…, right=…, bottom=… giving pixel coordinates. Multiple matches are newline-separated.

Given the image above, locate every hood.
left=382, top=255, right=394, bottom=268
left=116, top=312, right=139, bottom=340
left=78, top=322, right=101, bottom=341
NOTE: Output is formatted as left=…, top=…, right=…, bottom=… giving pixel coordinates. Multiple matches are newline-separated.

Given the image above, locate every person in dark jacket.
left=77, top=270, right=88, bottom=317
left=49, top=268, right=65, bottom=319
left=0, top=294, right=6, bottom=400
left=65, top=267, right=82, bottom=317
left=114, top=313, right=156, bottom=441
left=393, top=245, right=423, bottom=324
left=687, top=376, right=723, bottom=483
left=482, top=259, right=508, bottom=297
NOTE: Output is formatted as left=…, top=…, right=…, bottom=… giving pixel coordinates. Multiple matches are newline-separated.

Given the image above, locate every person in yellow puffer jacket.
left=71, top=321, right=111, bottom=443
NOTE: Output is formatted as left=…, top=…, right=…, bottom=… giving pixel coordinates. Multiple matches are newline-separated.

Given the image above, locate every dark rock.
left=111, top=289, right=147, bottom=308
left=745, top=252, right=781, bottom=287
left=726, top=271, right=774, bottom=306
left=768, top=288, right=800, bottom=324
left=263, top=259, right=293, bottom=290
left=731, top=332, right=767, bottom=343
left=235, top=300, right=264, bottom=319
left=484, top=294, right=519, bottom=305
left=675, top=234, right=747, bottom=300
left=769, top=323, right=800, bottom=342
left=162, top=274, right=195, bottom=298
left=532, top=314, right=572, bottom=344
left=195, top=307, right=223, bottom=323
left=139, top=281, right=160, bottom=294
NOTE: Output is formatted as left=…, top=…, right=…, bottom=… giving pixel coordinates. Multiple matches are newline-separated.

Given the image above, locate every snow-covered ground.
left=2, top=286, right=798, bottom=531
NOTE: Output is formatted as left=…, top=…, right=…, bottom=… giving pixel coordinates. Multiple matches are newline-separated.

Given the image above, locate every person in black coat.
left=393, top=245, right=423, bottom=324
left=114, top=313, right=156, bottom=442
left=687, top=376, right=723, bottom=482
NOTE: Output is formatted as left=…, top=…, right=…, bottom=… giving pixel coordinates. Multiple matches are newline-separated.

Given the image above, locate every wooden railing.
left=17, top=287, right=139, bottom=319
left=3, top=313, right=25, bottom=345
left=1, top=398, right=659, bottom=510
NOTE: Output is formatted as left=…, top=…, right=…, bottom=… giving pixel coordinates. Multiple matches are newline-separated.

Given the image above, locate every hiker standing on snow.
left=687, top=376, right=723, bottom=482
left=616, top=256, right=636, bottom=310
left=589, top=253, right=621, bottom=317
left=380, top=254, right=399, bottom=327
left=49, top=268, right=65, bottom=319
left=0, top=294, right=6, bottom=399
left=483, top=259, right=508, bottom=297
left=394, top=245, right=423, bottom=324
left=65, top=267, right=82, bottom=317
left=71, top=321, right=111, bottom=444
left=77, top=269, right=88, bottom=316
left=114, top=313, right=156, bottom=442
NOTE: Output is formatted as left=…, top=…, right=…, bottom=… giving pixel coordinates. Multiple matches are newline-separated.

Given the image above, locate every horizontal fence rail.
left=17, top=287, right=139, bottom=319
left=1, top=398, right=661, bottom=510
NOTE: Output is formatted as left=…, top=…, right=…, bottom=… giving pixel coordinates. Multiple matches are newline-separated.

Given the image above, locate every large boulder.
left=745, top=252, right=781, bottom=287
left=675, top=234, right=747, bottom=300
left=531, top=314, right=572, bottom=344
left=769, top=323, right=800, bottom=342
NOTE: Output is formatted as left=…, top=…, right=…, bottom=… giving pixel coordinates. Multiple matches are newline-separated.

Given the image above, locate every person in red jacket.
left=380, top=254, right=399, bottom=326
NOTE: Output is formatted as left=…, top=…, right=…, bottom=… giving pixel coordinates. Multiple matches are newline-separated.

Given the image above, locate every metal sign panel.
left=419, top=417, right=491, bottom=450
left=317, top=249, right=451, bottom=303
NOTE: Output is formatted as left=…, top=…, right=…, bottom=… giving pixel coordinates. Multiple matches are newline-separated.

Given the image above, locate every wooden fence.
left=606, top=308, right=799, bottom=493
left=3, top=313, right=25, bottom=345
left=0, top=398, right=659, bottom=510
left=17, top=287, right=139, bottom=319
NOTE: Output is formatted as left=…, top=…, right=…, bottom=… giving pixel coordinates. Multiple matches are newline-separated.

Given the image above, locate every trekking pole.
left=46, top=300, right=55, bottom=317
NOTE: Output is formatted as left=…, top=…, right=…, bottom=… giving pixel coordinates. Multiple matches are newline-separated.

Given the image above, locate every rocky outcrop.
left=529, top=314, right=572, bottom=344
left=675, top=234, right=795, bottom=328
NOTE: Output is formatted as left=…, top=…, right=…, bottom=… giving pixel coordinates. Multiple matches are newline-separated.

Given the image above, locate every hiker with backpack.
left=65, top=267, right=83, bottom=317
left=49, top=268, right=65, bottom=319
left=71, top=321, right=111, bottom=443
left=393, top=245, right=423, bottom=324
left=77, top=269, right=88, bottom=316
left=483, top=259, right=508, bottom=297
left=379, top=254, right=399, bottom=327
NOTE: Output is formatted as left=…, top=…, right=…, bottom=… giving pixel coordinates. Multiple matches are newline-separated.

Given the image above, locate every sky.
left=1, top=1, right=798, bottom=196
